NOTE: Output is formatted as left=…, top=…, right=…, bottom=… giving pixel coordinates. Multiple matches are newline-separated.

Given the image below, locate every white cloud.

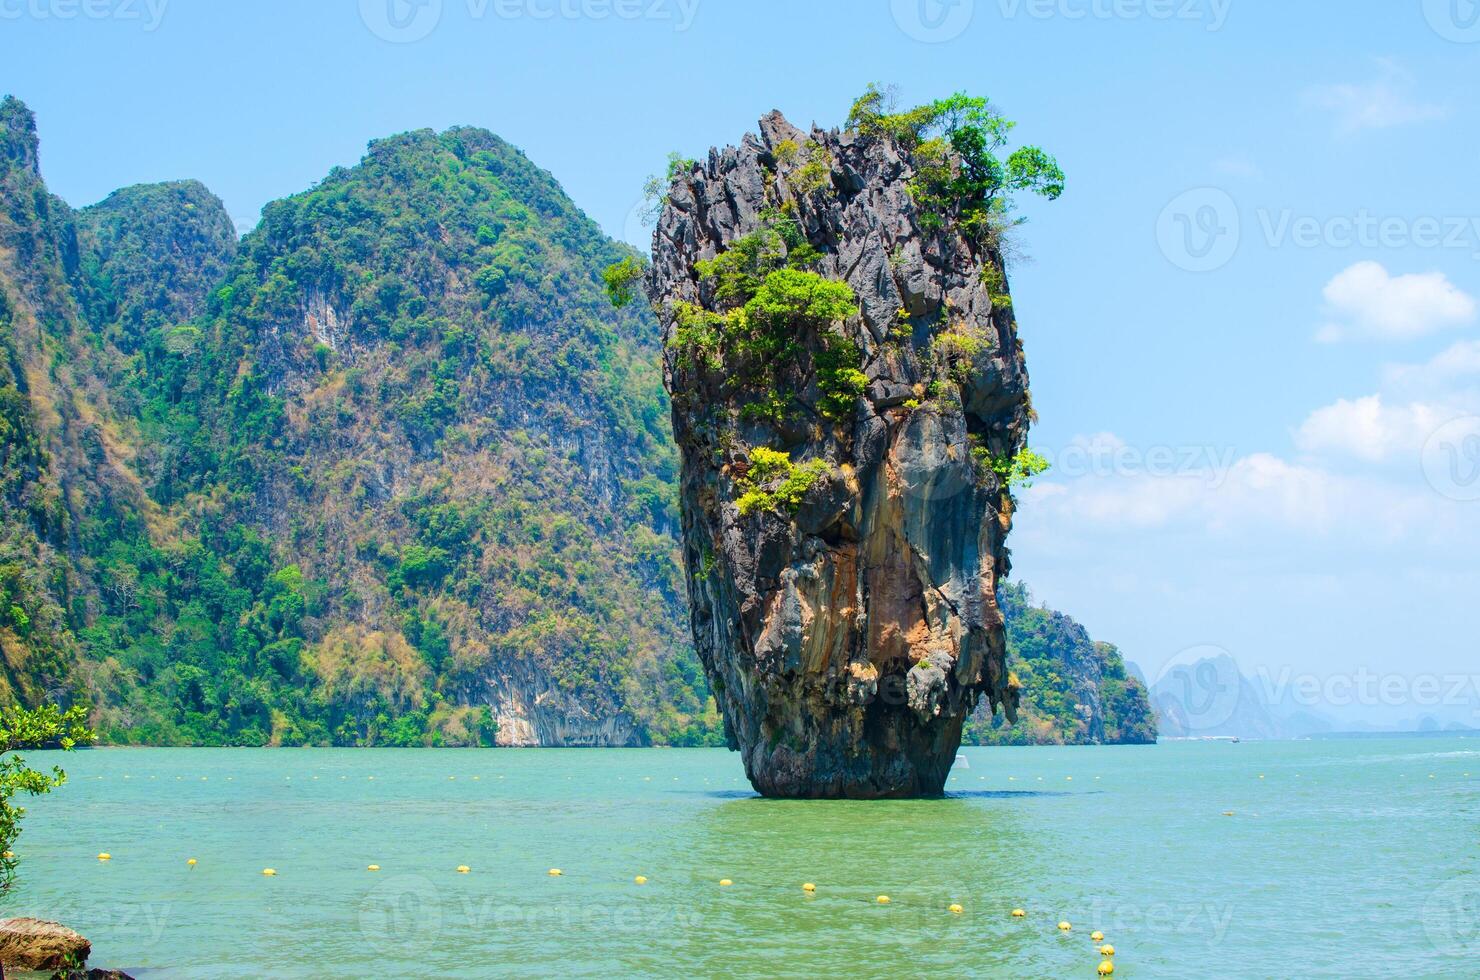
left=1382, top=339, right=1480, bottom=396
left=1315, top=261, right=1476, bottom=343
left=1303, top=60, right=1446, bottom=133
left=1293, top=394, right=1446, bottom=463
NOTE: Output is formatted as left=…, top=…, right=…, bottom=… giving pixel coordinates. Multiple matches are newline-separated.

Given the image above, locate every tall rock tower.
left=647, top=103, right=1042, bottom=797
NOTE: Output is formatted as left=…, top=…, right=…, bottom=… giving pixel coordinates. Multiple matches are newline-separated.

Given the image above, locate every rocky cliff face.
left=647, top=112, right=1032, bottom=797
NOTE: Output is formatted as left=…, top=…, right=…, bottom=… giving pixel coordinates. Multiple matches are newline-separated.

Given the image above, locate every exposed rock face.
left=0, top=917, right=90, bottom=971
left=647, top=112, right=1031, bottom=797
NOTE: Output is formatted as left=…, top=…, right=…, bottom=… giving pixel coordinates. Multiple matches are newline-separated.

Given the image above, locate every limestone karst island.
left=0, top=4, right=1469, bottom=977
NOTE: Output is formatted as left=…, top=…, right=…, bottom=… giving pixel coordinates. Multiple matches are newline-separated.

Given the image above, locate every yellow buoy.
left=548, top=868, right=563, bottom=876
left=367, top=865, right=380, bottom=872
left=97, top=853, right=111, bottom=861
left=802, top=882, right=816, bottom=893
left=1100, top=944, right=1115, bottom=956
left=262, top=868, right=277, bottom=876
left=876, top=895, right=891, bottom=905
left=719, top=878, right=733, bottom=886
left=1058, top=920, right=1071, bottom=931
left=457, top=865, right=471, bottom=874
left=634, top=875, right=647, bottom=885
left=948, top=903, right=964, bottom=914
left=187, top=858, right=197, bottom=866
left=2, top=851, right=13, bottom=859
left=1011, top=908, right=1026, bottom=918
left=1098, top=961, right=1114, bottom=976
left=1091, top=931, right=1104, bottom=942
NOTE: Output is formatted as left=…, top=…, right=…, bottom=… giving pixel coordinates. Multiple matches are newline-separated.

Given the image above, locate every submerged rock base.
left=648, top=111, right=1031, bottom=798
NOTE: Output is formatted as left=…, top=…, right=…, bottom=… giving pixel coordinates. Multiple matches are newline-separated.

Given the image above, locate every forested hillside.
left=965, top=583, right=1157, bottom=745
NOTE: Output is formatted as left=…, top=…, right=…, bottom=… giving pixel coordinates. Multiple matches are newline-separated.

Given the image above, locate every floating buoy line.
left=77, top=761, right=1170, bottom=974
left=76, top=852, right=1127, bottom=971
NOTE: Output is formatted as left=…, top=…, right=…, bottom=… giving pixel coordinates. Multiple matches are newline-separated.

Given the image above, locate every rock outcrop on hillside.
left=647, top=111, right=1032, bottom=797
left=965, top=583, right=1157, bottom=745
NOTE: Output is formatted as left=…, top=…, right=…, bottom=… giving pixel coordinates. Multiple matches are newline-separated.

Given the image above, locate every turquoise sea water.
left=5, top=738, right=1478, bottom=978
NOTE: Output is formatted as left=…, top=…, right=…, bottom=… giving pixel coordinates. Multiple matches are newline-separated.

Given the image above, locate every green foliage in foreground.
left=668, top=213, right=865, bottom=435
left=735, top=448, right=832, bottom=517
left=847, top=84, right=1064, bottom=244
left=973, top=445, right=1052, bottom=490
left=602, top=255, right=645, bottom=309
left=0, top=703, right=94, bottom=893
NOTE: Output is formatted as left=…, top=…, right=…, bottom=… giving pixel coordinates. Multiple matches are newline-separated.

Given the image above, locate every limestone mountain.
left=0, top=97, right=715, bottom=747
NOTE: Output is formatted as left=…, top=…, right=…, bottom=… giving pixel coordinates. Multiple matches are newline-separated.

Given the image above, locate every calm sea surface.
left=6, top=738, right=1478, bottom=978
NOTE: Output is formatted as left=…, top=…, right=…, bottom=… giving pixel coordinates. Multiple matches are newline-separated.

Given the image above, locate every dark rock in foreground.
left=0, top=917, right=135, bottom=979
left=647, top=111, right=1032, bottom=797
left=0, top=917, right=91, bottom=972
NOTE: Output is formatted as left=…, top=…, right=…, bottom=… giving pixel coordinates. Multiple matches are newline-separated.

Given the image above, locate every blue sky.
left=5, top=0, right=1478, bottom=724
